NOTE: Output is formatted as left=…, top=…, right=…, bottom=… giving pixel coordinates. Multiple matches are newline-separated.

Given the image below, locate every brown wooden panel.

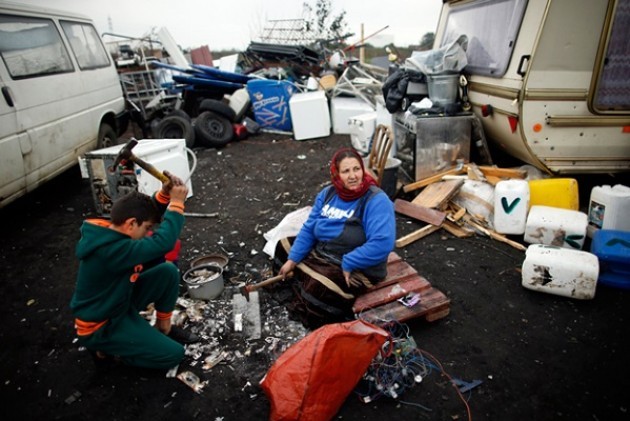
left=357, top=287, right=451, bottom=323
left=411, top=179, right=464, bottom=209
left=353, top=276, right=431, bottom=312
left=394, top=199, right=446, bottom=226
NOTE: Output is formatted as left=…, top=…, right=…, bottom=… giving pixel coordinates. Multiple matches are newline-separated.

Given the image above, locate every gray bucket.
left=183, top=263, right=224, bottom=300
left=427, top=73, right=459, bottom=105
left=381, top=157, right=401, bottom=198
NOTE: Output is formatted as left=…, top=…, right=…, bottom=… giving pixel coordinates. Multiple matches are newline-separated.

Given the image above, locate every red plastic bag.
left=260, top=319, right=389, bottom=421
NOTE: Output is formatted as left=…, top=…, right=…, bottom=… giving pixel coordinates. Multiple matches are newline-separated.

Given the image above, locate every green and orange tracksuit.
left=70, top=191, right=186, bottom=369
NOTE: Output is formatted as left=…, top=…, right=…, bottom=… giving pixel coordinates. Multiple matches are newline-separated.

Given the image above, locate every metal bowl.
left=189, top=253, right=229, bottom=270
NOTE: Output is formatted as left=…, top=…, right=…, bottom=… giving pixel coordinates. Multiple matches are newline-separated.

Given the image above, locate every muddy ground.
left=1, top=130, right=629, bottom=421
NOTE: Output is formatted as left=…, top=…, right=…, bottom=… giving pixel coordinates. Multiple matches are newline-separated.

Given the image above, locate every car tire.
left=97, top=123, right=119, bottom=149
left=167, top=109, right=192, bottom=121
left=155, top=115, right=195, bottom=148
left=198, top=99, right=236, bottom=122
left=194, top=111, right=233, bottom=148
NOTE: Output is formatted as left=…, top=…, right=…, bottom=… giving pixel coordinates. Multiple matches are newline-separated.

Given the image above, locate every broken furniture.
left=363, top=124, right=395, bottom=191
left=354, top=252, right=450, bottom=323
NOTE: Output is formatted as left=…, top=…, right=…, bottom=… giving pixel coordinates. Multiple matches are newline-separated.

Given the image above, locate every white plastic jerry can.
left=521, top=244, right=599, bottom=300
left=494, top=179, right=529, bottom=235
left=524, top=205, right=588, bottom=249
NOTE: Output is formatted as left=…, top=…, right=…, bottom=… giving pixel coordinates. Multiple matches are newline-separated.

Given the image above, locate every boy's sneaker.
left=167, top=326, right=200, bottom=344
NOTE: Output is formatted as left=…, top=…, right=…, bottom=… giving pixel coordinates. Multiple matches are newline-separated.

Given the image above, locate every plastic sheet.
left=406, top=35, right=469, bottom=75
left=260, top=320, right=389, bottom=421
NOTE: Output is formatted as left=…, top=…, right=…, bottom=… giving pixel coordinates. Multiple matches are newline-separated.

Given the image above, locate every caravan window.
left=60, top=20, right=111, bottom=70
left=0, top=14, right=73, bottom=79
left=441, top=0, right=528, bottom=77
left=593, top=0, right=630, bottom=112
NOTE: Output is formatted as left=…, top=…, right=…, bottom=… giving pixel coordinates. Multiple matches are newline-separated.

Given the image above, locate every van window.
left=0, top=14, right=73, bottom=79
left=441, top=0, right=528, bottom=77
left=60, top=20, right=111, bottom=70
left=593, top=0, right=630, bottom=112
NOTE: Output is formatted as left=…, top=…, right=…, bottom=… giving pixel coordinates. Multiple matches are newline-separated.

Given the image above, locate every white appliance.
left=81, top=138, right=193, bottom=215
left=289, top=90, right=331, bottom=140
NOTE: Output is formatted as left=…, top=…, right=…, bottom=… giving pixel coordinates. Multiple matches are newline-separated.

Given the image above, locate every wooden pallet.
left=354, top=252, right=450, bottom=323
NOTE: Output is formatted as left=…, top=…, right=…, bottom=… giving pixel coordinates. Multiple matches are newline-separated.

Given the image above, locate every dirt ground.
left=1, top=130, right=629, bottom=421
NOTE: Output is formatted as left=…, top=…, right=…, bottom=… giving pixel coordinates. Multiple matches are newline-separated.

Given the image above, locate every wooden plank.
left=394, top=199, right=446, bottom=226
left=478, top=166, right=526, bottom=179
left=395, top=224, right=440, bottom=248
left=357, top=287, right=451, bottom=323
left=411, top=179, right=464, bottom=209
left=463, top=214, right=527, bottom=251
left=352, top=275, right=432, bottom=313
left=386, top=252, right=403, bottom=264
left=381, top=261, right=419, bottom=286
left=402, top=165, right=467, bottom=193
left=442, top=220, right=475, bottom=238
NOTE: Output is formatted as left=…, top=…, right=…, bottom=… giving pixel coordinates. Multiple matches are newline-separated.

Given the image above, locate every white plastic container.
left=587, top=184, right=630, bottom=237
left=330, top=97, right=374, bottom=135
left=348, top=112, right=377, bottom=154
left=522, top=244, right=599, bottom=300
left=289, top=90, right=331, bottom=140
left=494, top=179, right=530, bottom=235
left=227, top=88, right=251, bottom=122
left=524, top=205, right=588, bottom=249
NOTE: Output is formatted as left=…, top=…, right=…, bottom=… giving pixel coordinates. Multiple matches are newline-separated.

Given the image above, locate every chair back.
left=366, top=124, right=394, bottom=186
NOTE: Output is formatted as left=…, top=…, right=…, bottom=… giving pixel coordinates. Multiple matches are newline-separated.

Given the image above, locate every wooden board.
left=352, top=275, right=431, bottom=313
left=395, top=224, right=441, bottom=248
left=358, top=287, right=451, bottom=323
left=394, top=199, right=446, bottom=226
left=411, top=179, right=464, bottom=209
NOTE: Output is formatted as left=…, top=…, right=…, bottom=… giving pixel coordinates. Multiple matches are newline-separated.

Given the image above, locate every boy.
left=70, top=172, right=198, bottom=370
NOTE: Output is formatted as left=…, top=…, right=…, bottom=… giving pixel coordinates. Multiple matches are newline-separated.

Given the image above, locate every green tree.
left=418, top=32, right=435, bottom=51
left=303, top=0, right=349, bottom=45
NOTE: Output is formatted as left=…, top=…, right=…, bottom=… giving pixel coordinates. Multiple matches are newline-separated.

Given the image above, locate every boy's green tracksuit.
left=70, top=194, right=185, bottom=369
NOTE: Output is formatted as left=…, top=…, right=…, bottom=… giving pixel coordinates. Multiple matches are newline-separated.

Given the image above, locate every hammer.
left=239, top=272, right=293, bottom=301
left=110, top=138, right=170, bottom=183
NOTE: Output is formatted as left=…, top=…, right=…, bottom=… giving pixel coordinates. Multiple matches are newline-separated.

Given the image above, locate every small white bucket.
left=183, top=264, right=224, bottom=300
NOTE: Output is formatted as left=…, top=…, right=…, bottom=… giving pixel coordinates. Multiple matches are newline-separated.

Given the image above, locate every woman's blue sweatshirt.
left=288, top=186, right=396, bottom=273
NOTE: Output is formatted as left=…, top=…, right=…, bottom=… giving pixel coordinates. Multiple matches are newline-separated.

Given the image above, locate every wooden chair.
left=365, top=124, right=394, bottom=186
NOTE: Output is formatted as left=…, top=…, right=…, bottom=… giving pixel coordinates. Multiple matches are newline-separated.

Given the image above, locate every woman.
left=278, top=147, right=396, bottom=321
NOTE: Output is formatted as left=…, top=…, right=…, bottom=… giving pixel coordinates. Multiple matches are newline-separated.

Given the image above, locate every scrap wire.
left=354, top=320, right=473, bottom=421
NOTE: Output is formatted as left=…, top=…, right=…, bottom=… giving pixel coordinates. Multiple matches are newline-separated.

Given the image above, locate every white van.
left=434, top=0, right=630, bottom=174
left=0, top=2, right=127, bottom=208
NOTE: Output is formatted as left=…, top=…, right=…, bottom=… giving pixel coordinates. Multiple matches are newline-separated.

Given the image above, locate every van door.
left=0, top=12, right=87, bottom=190
left=0, top=70, right=26, bottom=204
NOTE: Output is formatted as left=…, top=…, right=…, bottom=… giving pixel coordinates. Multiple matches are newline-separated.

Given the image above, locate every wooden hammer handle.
left=246, top=272, right=292, bottom=292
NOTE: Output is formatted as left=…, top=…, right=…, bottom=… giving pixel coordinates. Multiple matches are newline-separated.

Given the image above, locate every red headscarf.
left=329, top=147, right=377, bottom=201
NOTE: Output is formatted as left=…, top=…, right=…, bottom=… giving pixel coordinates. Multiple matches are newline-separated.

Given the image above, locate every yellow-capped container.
left=528, top=178, right=579, bottom=210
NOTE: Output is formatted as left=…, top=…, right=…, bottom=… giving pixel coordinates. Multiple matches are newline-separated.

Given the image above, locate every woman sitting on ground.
left=278, top=147, right=396, bottom=321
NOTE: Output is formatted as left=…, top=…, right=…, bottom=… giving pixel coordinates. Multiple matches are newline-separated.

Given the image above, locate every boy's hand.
left=161, top=171, right=184, bottom=195
left=170, top=184, right=188, bottom=203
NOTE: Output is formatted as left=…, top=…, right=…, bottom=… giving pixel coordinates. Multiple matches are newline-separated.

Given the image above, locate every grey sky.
left=13, top=0, right=442, bottom=51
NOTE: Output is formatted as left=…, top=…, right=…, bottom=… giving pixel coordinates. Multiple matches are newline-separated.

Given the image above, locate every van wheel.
left=198, top=99, right=236, bottom=122
left=194, top=111, right=233, bottom=148
left=155, top=115, right=195, bottom=148
left=98, top=123, right=119, bottom=149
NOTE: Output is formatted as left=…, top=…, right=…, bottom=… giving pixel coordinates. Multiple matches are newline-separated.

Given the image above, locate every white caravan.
left=434, top=0, right=630, bottom=174
left=0, top=2, right=127, bottom=208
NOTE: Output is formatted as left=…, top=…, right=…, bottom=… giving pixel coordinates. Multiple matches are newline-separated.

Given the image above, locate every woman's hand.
left=344, top=270, right=362, bottom=288
left=279, top=260, right=297, bottom=279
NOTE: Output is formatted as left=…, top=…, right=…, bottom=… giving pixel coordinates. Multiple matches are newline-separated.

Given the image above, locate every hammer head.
left=110, top=138, right=138, bottom=171
left=239, top=283, right=251, bottom=302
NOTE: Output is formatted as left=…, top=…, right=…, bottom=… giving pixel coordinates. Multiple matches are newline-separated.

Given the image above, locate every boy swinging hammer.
left=70, top=171, right=199, bottom=370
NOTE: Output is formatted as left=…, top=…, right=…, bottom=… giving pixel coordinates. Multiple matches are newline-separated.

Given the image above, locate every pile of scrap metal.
left=243, top=42, right=323, bottom=78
